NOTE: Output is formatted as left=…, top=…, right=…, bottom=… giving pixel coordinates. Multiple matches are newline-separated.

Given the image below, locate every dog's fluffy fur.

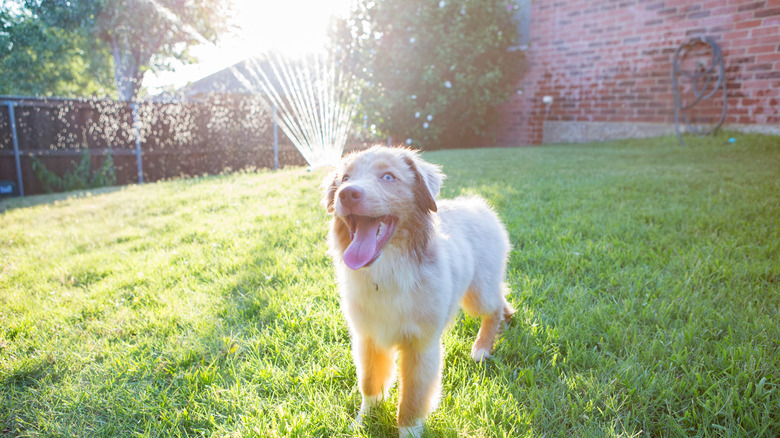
left=323, top=146, right=514, bottom=437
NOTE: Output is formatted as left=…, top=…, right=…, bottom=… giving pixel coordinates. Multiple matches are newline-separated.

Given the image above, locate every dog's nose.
left=339, top=186, right=363, bottom=209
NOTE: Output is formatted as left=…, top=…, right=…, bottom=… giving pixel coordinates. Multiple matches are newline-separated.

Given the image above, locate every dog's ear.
left=321, top=169, right=339, bottom=214
left=405, top=153, right=444, bottom=213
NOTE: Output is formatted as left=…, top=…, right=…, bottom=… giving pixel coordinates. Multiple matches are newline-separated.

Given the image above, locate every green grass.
left=1, top=131, right=779, bottom=437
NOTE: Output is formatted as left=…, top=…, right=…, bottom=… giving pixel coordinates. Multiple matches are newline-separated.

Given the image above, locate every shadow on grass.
left=2, top=354, right=62, bottom=389
left=0, top=185, right=126, bottom=213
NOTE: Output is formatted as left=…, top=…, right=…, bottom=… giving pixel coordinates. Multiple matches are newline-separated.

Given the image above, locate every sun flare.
left=145, top=0, right=352, bottom=94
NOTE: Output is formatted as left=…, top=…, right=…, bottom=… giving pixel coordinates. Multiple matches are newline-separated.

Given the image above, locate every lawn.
left=1, top=132, right=779, bottom=437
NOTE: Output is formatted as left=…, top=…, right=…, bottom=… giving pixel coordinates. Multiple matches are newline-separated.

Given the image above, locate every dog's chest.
left=340, top=266, right=426, bottom=348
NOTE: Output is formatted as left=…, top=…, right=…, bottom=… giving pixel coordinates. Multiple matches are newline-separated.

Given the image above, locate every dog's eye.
left=342, top=175, right=349, bottom=182
left=381, top=173, right=395, bottom=182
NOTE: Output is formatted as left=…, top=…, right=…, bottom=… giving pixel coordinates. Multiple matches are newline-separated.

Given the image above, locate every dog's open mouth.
left=342, top=214, right=398, bottom=270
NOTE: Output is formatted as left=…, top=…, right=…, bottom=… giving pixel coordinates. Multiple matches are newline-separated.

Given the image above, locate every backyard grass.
left=1, top=131, right=779, bottom=437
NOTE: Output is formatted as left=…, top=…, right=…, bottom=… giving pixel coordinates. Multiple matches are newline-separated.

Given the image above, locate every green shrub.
left=332, top=0, right=525, bottom=149
left=31, top=150, right=116, bottom=193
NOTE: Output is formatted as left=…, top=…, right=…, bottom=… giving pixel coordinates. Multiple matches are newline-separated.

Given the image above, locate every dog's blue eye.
left=342, top=175, right=349, bottom=182
left=382, top=173, right=395, bottom=181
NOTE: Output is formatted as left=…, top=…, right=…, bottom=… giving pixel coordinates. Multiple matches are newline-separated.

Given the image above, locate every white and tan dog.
left=323, top=146, right=514, bottom=437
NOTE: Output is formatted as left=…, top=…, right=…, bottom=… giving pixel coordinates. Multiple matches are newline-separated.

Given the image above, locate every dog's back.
left=437, top=195, right=510, bottom=274
left=436, top=196, right=511, bottom=325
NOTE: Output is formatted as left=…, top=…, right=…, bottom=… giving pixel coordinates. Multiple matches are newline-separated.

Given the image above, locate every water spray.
left=229, top=52, right=359, bottom=169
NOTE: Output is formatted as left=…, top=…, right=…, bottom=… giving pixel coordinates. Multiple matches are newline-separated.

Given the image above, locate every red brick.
left=755, top=7, right=780, bottom=17
left=738, top=2, right=765, bottom=12
left=751, top=26, right=780, bottom=37
left=724, top=30, right=751, bottom=39
left=748, top=44, right=778, bottom=53
left=758, top=35, right=780, bottom=45
left=736, top=19, right=764, bottom=29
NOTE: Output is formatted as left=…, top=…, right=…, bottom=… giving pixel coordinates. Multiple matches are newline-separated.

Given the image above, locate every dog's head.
left=322, top=146, right=444, bottom=270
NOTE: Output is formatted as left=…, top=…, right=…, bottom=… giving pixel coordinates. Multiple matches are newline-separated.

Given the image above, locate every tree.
left=331, top=0, right=524, bottom=149
left=94, top=0, right=231, bottom=101
left=7, top=0, right=230, bottom=101
left=0, top=4, right=114, bottom=97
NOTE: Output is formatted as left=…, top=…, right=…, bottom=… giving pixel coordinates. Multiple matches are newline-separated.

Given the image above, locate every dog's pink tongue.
left=343, top=217, right=381, bottom=270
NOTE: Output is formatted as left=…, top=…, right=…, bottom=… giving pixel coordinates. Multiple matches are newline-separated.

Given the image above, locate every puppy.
left=323, top=146, right=514, bottom=437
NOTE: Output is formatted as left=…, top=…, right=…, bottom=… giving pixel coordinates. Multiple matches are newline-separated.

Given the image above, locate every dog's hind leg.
left=463, top=283, right=514, bottom=362
left=470, top=308, right=503, bottom=362
left=503, top=295, right=516, bottom=323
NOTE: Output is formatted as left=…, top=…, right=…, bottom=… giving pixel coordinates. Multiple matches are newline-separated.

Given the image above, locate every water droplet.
left=426, top=114, right=433, bottom=121
left=444, top=81, right=453, bottom=88
left=406, top=138, right=413, bottom=145
left=439, top=1, right=446, bottom=7
left=423, top=122, right=429, bottom=129
left=415, top=112, right=421, bottom=118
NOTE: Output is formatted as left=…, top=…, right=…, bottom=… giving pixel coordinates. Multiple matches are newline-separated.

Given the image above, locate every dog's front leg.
left=397, top=341, right=443, bottom=438
left=353, top=335, right=395, bottom=425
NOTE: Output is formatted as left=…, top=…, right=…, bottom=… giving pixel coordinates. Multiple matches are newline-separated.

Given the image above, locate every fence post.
left=272, top=104, right=279, bottom=171
left=6, top=102, right=24, bottom=197
left=131, top=102, right=144, bottom=184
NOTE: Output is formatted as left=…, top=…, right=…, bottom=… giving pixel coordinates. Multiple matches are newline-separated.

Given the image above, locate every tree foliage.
left=1, top=0, right=230, bottom=100
left=0, top=4, right=114, bottom=97
left=331, top=0, right=525, bottom=149
left=94, top=0, right=231, bottom=101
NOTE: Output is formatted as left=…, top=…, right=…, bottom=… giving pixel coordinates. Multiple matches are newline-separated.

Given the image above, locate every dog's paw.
left=353, top=394, right=382, bottom=428
left=399, top=419, right=424, bottom=438
left=470, top=348, right=493, bottom=363
left=349, top=418, right=362, bottom=433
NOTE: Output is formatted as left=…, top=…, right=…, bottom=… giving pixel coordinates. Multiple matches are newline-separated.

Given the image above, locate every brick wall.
left=495, top=0, right=780, bottom=145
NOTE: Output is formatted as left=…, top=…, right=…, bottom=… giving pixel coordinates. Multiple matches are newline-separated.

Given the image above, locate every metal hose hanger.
left=672, top=36, right=727, bottom=146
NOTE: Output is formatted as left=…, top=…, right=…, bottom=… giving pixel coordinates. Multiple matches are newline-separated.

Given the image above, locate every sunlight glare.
left=145, top=0, right=352, bottom=94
